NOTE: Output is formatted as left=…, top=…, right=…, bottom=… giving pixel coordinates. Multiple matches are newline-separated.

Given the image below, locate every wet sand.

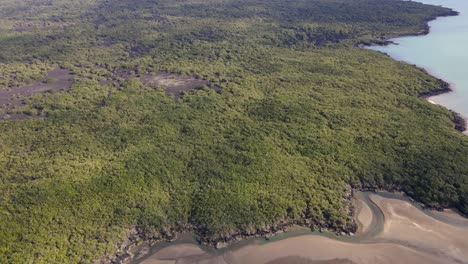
left=140, top=235, right=454, bottom=264
left=140, top=244, right=206, bottom=264
left=354, top=198, right=372, bottom=234
left=136, top=193, right=468, bottom=264
left=428, top=208, right=468, bottom=228
left=370, top=194, right=468, bottom=263
left=266, top=257, right=355, bottom=264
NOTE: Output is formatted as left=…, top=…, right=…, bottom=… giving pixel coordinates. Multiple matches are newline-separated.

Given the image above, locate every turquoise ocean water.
left=369, top=0, right=468, bottom=126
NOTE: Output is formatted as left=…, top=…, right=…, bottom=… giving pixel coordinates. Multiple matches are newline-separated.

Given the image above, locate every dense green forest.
left=0, top=0, right=467, bottom=263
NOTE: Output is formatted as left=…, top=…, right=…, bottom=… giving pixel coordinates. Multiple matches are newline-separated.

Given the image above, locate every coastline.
left=363, top=7, right=468, bottom=134
left=101, top=190, right=358, bottom=264
left=103, top=5, right=468, bottom=264
left=382, top=10, right=459, bottom=40
left=358, top=10, right=459, bottom=48
left=418, top=77, right=467, bottom=133
left=132, top=191, right=468, bottom=264
left=109, top=187, right=467, bottom=264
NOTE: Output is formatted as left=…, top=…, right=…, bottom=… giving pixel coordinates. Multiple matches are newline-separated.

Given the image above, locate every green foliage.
left=0, top=0, right=466, bottom=263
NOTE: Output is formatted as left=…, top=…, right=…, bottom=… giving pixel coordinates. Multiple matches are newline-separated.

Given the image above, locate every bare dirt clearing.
left=0, top=67, right=72, bottom=119
left=141, top=73, right=211, bottom=98
left=100, top=71, right=218, bottom=99
left=14, top=25, right=33, bottom=32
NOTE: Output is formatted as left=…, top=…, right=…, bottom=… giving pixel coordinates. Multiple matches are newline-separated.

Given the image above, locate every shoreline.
left=102, top=190, right=358, bottom=264
left=382, top=10, right=459, bottom=40
left=358, top=10, right=459, bottom=48
left=109, top=187, right=467, bottom=264
left=363, top=7, right=468, bottom=134
left=131, top=191, right=468, bottom=264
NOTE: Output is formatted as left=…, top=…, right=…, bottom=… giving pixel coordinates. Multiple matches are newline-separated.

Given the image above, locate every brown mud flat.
left=0, top=67, right=73, bottom=119
left=370, top=194, right=468, bottom=263
left=428, top=208, right=468, bottom=227
left=353, top=196, right=372, bottom=235
left=267, top=257, right=355, bottom=264
left=131, top=193, right=468, bottom=264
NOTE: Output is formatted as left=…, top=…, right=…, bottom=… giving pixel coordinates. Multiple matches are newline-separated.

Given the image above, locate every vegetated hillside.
left=0, top=0, right=466, bottom=262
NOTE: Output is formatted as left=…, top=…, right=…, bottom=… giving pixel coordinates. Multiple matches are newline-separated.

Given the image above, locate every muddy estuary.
left=131, top=192, right=468, bottom=264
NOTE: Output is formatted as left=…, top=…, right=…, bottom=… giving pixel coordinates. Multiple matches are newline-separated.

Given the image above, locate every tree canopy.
left=0, top=0, right=466, bottom=263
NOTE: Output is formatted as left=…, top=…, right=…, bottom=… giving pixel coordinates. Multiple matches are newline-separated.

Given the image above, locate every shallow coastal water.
left=132, top=192, right=468, bottom=264
left=369, top=0, right=468, bottom=129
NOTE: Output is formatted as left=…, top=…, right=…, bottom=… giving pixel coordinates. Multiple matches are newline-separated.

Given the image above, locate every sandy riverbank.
left=370, top=194, right=468, bottom=263
left=136, top=193, right=468, bottom=264
left=139, top=235, right=455, bottom=264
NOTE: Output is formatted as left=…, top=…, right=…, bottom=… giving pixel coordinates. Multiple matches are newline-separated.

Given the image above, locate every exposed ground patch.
left=100, top=71, right=218, bottom=99
left=0, top=67, right=73, bottom=119
left=14, top=24, right=34, bottom=32
left=141, top=73, right=211, bottom=98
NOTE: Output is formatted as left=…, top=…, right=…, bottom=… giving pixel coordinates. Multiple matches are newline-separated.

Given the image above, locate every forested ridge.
left=0, top=0, right=467, bottom=263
